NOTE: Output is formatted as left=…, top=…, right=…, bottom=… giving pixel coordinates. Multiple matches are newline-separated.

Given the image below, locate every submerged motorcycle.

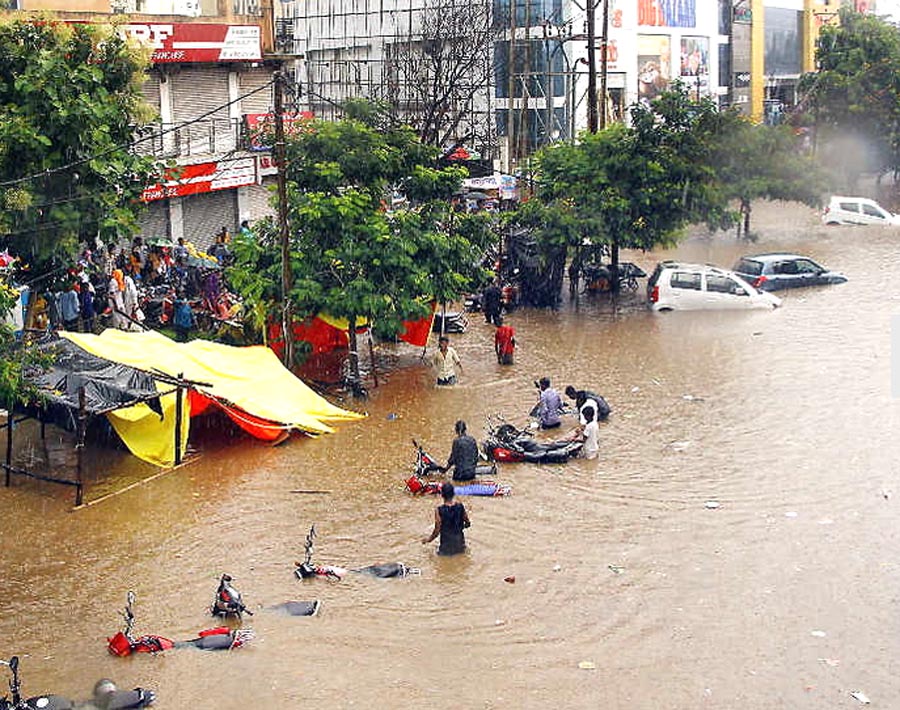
left=482, top=415, right=583, bottom=464
left=211, top=574, right=253, bottom=619
left=0, top=656, right=155, bottom=710
left=404, top=439, right=511, bottom=497
left=107, top=591, right=254, bottom=656
left=294, top=524, right=420, bottom=581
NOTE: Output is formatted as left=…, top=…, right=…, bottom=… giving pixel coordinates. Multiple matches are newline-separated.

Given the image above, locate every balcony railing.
left=133, top=118, right=243, bottom=160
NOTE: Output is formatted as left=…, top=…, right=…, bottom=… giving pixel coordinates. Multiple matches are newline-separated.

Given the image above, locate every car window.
left=728, top=278, right=749, bottom=295
left=670, top=272, right=701, bottom=290
left=838, top=202, right=860, bottom=213
left=794, top=259, right=821, bottom=274
left=706, top=275, right=735, bottom=293
left=734, top=258, right=762, bottom=276
left=773, top=260, right=798, bottom=275
left=862, top=203, right=885, bottom=218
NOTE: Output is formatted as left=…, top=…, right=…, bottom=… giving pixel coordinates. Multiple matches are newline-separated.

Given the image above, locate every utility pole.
left=586, top=0, right=598, bottom=133
left=273, top=70, right=293, bottom=369
left=599, top=0, right=609, bottom=130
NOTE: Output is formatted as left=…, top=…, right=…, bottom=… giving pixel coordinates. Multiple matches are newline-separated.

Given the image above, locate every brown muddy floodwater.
left=2, top=201, right=899, bottom=709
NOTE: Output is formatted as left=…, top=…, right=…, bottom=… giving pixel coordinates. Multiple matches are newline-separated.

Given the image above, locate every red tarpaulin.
left=188, top=389, right=288, bottom=442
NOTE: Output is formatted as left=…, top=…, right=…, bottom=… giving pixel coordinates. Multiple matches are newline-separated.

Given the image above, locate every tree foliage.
left=709, top=115, right=828, bottom=237
left=530, top=86, right=734, bottom=293
left=228, top=102, right=493, bottom=376
left=0, top=17, right=161, bottom=270
left=800, top=8, right=900, bottom=185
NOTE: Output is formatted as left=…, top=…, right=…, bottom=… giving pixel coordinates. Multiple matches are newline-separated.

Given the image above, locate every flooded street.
left=2, top=201, right=899, bottom=709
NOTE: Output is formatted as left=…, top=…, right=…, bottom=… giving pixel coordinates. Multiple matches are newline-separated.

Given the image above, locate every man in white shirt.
left=432, top=335, right=462, bottom=385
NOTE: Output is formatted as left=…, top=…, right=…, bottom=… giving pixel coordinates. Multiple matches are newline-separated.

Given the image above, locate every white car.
left=822, top=195, right=900, bottom=226
left=646, top=261, right=781, bottom=311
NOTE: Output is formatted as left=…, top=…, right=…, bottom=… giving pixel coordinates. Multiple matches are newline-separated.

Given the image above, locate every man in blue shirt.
left=536, top=377, right=563, bottom=429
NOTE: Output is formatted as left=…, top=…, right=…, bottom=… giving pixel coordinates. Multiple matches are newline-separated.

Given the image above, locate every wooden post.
left=274, top=70, right=294, bottom=369
left=5, top=404, right=12, bottom=488
left=174, top=373, right=184, bottom=466
left=367, top=330, right=379, bottom=388
left=75, top=387, right=86, bottom=507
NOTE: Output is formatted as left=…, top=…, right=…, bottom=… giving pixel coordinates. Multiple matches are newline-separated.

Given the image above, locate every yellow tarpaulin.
left=61, top=330, right=364, bottom=466
left=106, top=387, right=189, bottom=468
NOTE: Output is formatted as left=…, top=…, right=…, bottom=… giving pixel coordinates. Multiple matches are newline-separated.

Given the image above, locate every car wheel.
left=657, top=307, right=673, bottom=312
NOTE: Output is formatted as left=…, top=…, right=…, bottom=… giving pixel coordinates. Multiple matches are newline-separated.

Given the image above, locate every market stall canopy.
left=29, top=337, right=163, bottom=415
left=61, top=330, right=364, bottom=436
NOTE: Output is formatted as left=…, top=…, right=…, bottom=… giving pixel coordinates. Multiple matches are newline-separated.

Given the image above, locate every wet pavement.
left=1, top=201, right=898, bottom=709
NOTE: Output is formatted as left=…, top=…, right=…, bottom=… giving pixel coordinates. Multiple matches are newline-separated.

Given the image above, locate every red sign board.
left=142, top=157, right=257, bottom=202
left=117, top=23, right=262, bottom=63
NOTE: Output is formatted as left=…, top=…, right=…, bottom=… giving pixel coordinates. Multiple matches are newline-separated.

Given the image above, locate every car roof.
left=657, top=261, right=738, bottom=275
left=829, top=195, right=878, bottom=202
left=738, top=253, right=812, bottom=263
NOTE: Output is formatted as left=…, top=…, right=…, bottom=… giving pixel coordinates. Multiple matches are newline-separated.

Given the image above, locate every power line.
left=0, top=78, right=276, bottom=190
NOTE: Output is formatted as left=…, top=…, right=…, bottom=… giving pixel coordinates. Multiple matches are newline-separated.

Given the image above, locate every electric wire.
left=0, top=78, right=277, bottom=190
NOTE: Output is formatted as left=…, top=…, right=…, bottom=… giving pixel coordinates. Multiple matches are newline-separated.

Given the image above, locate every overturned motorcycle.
left=107, top=591, right=254, bottom=656
left=0, top=655, right=155, bottom=710
left=482, top=416, right=582, bottom=464
left=404, top=440, right=511, bottom=497
left=294, top=524, right=420, bottom=581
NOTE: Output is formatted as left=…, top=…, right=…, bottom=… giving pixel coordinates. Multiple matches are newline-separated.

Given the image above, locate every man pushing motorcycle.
left=441, top=420, right=479, bottom=481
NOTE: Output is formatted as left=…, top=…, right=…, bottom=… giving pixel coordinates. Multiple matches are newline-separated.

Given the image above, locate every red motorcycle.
left=107, top=591, right=254, bottom=656
left=404, top=439, right=511, bottom=497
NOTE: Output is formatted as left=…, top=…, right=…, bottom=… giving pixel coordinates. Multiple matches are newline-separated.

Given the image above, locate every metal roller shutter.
left=172, top=67, right=230, bottom=123
left=240, top=66, right=275, bottom=114
left=141, top=73, right=161, bottom=116
left=171, top=67, right=234, bottom=155
left=246, top=181, right=276, bottom=222
left=183, top=191, right=238, bottom=250
left=138, top=201, right=169, bottom=240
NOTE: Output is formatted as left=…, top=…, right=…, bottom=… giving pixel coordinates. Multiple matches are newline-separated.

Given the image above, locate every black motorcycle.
left=294, top=524, right=419, bottom=581
left=481, top=415, right=582, bottom=464
left=0, top=656, right=154, bottom=710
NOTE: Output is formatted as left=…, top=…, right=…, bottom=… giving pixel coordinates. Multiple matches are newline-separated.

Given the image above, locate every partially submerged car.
left=646, top=261, right=781, bottom=311
left=731, top=253, right=847, bottom=291
left=822, top=196, right=900, bottom=226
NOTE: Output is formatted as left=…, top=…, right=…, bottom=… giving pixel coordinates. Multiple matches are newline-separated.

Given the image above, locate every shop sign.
left=142, top=157, right=257, bottom=201
left=117, top=23, right=261, bottom=63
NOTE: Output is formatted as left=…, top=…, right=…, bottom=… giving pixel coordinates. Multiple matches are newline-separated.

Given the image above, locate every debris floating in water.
left=386, top=412, right=399, bottom=421
left=850, top=691, right=871, bottom=704
left=667, top=440, right=692, bottom=452
left=552, top=564, right=562, bottom=572
left=578, top=661, right=596, bottom=670
left=504, top=576, right=516, bottom=584
left=608, top=564, right=624, bottom=574
left=810, top=630, right=826, bottom=638
left=704, top=501, right=720, bottom=510
left=785, top=511, right=798, bottom=518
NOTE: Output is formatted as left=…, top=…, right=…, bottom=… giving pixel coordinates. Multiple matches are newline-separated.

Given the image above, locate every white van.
left=822, top=196, right=900, bottom=226
left=646, top=262, right=781, bottom=312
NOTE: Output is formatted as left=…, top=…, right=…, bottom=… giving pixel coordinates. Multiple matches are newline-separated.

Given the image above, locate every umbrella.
left=465, top=191, right=490, bottom=201
left=147, top=236, right=175, bottom=248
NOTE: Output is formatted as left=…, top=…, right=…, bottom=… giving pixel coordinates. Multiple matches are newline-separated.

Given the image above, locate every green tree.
left=711, top=116, right=828, bottom=238
left=533, top=86, right=734, bottom=294
left=799, top=8, right=900, bottom=187
left=229, top=101, right=492, bottom=380
left=0, top=17, right=161, bottom=271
